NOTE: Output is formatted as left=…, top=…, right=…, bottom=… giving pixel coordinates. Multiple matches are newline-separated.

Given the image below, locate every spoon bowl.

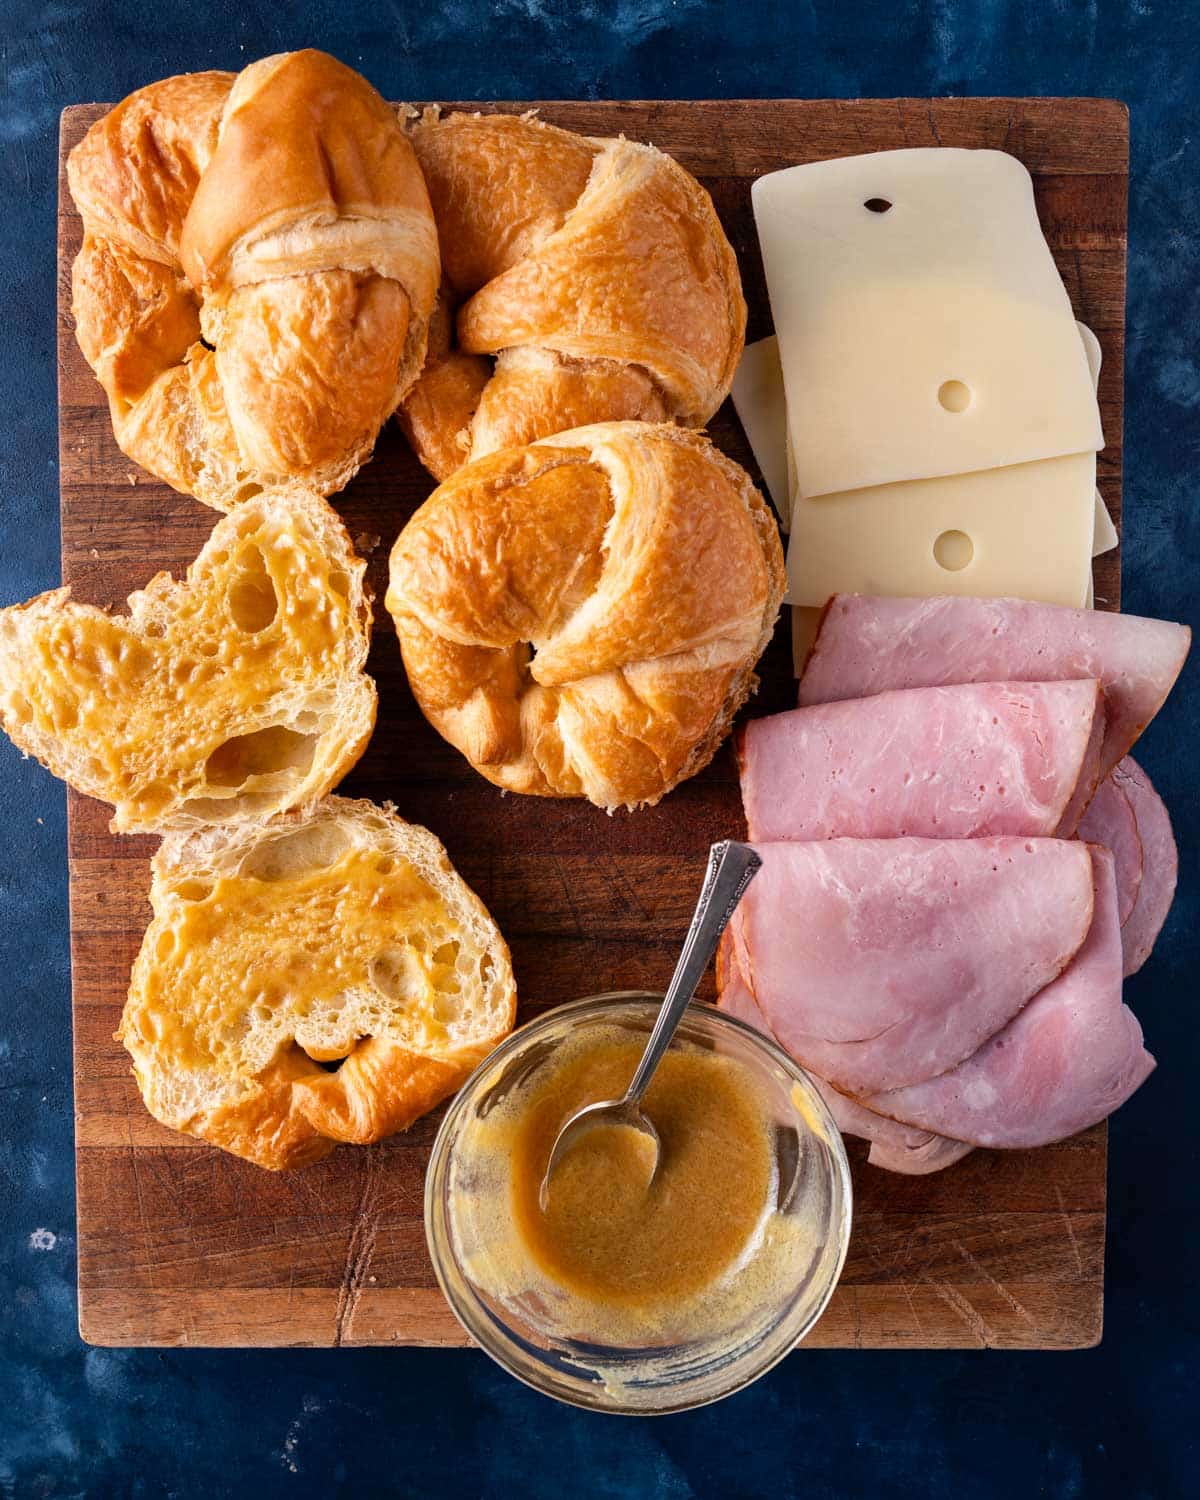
left=539, top=1099, right=660, bottom=1211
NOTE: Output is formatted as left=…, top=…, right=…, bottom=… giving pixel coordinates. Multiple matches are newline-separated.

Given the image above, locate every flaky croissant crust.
left=68, top=50, right=439, bottom=511
left=386, top=422, right=785, bottom=811
left=397, top=110, right=746, bottom=480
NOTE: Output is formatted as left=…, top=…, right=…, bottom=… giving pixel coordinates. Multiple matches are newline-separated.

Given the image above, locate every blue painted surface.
left=1, top=1, right=1197, bottom=1494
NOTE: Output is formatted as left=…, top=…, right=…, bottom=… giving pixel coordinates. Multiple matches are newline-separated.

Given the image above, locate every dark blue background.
left=2, top=2, right=1197, bottom=1495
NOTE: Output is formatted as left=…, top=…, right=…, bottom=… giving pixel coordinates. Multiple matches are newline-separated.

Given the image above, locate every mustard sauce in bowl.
left=511, top=1034, right=775, bottom=1310
left=425, top=994, right=852, bottom=1413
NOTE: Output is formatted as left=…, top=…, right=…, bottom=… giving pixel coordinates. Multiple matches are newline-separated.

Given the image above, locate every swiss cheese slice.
left=786, top=459, right=1116, bottom=678
left=730, top=336, right=791, bottom=525
left=730, top=328, right=1110, bottom=608
left=1093, top=487, right=1118, bottom=557
left=792, top=604, right=824, bottom=675
left=791, top=459, right=1104, bottom=674
left=1075, top=322, right=1119, bottom=557
left=1078, top=320, right=1102, bottom=382
left=752, top=149, right=1103, bottom=497
left=732, top=323, right=1116, bottom=553
left=786, top=453, right=1096, bottom=609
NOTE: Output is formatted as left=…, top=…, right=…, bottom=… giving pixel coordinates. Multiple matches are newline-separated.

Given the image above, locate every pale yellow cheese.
left=1076, top=322, right=1119, bottom=558
left=1093, top=489, right=1118, bottom=557
left=730, top=335, right=791, bottom=526
left=791, top=604, right=823, bottom=674
left=752, top=149, right=1103, bottom=497
left=1078, top=320, right=1102, bottom=383
left=731, top=329, right=1103, bottom=612
left=786, top=453, right=1096, bottom=608
left=794, top=504, right=1104, bottom=672
left=732, top=324, right=1115, bottom=554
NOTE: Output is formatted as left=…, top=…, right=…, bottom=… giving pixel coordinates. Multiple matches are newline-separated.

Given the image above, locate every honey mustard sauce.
left=448, top=1023, right=821, bottom=1350
left=509, top=1038, right=772, bottom=1307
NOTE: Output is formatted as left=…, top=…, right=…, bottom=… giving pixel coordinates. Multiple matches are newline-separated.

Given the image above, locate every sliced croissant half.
left=0, top=485, right=376, bottom=833
left=120, top=796, right=516, bottom=1168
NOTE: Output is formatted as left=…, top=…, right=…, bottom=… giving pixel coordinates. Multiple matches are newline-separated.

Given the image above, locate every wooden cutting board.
left=58, top=97, right=1127, bottom=1349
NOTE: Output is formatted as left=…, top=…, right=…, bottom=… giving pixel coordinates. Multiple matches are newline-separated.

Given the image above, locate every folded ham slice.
left=1076, top=768, right=1143, bottom=924
left=862, top=849, right=1155, bottom=1147
left=1074, top=756, right=1177, bottom=974
left=740, top=681, right=1105, bottom=843
left=817, top=1084, right=976, bottom=1176
left=798, top=595, right=1190, bottom=778
left=717, top=942, right=974, bottom=1174
left=729, top=837, right=1095, bottom=1095
left=1112, top=757, right=1178, bottom=975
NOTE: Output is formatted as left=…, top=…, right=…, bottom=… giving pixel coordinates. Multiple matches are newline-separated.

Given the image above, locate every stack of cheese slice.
left=736, top=149, right=1118, bottom=666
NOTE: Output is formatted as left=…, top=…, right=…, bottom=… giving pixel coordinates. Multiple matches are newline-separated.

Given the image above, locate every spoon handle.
left=625, top=840, right=762, bottom=1106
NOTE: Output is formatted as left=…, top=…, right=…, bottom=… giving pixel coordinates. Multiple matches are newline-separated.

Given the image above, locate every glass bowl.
left=424, top=992, right=852, bottom=1414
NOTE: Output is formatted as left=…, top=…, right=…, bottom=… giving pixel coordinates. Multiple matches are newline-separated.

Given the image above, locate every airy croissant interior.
left=0, top=486, right=376, bottom=833
left=120, top=798, right=517, bottom=1169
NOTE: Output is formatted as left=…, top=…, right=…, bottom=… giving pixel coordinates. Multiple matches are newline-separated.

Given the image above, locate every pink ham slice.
left=729, top=837, right=1095, bottom=1096
left=862, top=849, right=1155, bottom=1148
left=819, top=1086, right=976, bottom=1176
left=1112, top=757, right=1178, bottom=975
left=715, top=928, right=763, bottom=1031
left=716, top=934, right=974, bottom=1174
left=1076, top=771, right=1143, bottom=924
left=798, top=595, right=1190, bottom=778
left=740, top=681, right=1105, bottom=843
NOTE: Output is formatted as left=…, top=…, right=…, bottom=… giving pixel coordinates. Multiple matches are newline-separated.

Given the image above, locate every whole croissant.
left=386, top=422, right=785, bottom=811
left=398, top=111, right=746, bottom=480
left=68, top=50, right=439, bottom=511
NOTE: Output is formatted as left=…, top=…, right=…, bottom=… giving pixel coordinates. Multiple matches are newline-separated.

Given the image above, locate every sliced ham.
left=730, top=837, right=1095, bottom=1096
left=810, top=1075, right=975, bottom=1175
left=740, top=681, right=1105, bottom=843
left=1076, top=771, right=1143, bottom=924
left=1113, top=757, right=1179, bottom=975
left=716, top=933, right=974, bottom=1174
left=833, top=1094, right=976, bottom=1176
left=863, top=849, right=1156, bottom=1148
left=864, top=1135, right=975, bottom=1174
left=715, top=928, right=764, bottom=1031
left=798, top=595, right=1190, bottom=777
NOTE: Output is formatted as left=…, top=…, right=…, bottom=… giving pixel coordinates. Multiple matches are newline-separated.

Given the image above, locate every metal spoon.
left=539, top=839, right=762, bottom=1210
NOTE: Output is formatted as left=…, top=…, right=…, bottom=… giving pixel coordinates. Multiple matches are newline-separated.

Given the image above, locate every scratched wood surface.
left=58, top=97, right=1127, bottom=1349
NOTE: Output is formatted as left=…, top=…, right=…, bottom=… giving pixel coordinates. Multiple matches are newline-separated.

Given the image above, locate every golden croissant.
left=386, top=422, right=785, bottom=810
left=120, top=798, right=516, bottom=1169
left=68, top=50, right=439, bottom=511
left=0, top=486, right=375, bottom=833
left=398, top=110, right=746, bottom=479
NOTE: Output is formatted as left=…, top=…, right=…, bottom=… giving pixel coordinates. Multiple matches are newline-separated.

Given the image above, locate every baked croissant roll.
left=397, top=111, right=746, bottom=480
left=386, top=423, right=785, bottom=810
left=68, top=50, right=439, bottom=511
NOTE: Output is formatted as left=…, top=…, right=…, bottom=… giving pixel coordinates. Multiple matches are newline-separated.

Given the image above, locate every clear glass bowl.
left=425, top=992, right=852, bottom=1414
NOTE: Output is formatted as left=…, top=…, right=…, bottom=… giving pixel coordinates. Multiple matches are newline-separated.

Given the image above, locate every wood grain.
left=58, top=96, right=1127, bottom=1350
